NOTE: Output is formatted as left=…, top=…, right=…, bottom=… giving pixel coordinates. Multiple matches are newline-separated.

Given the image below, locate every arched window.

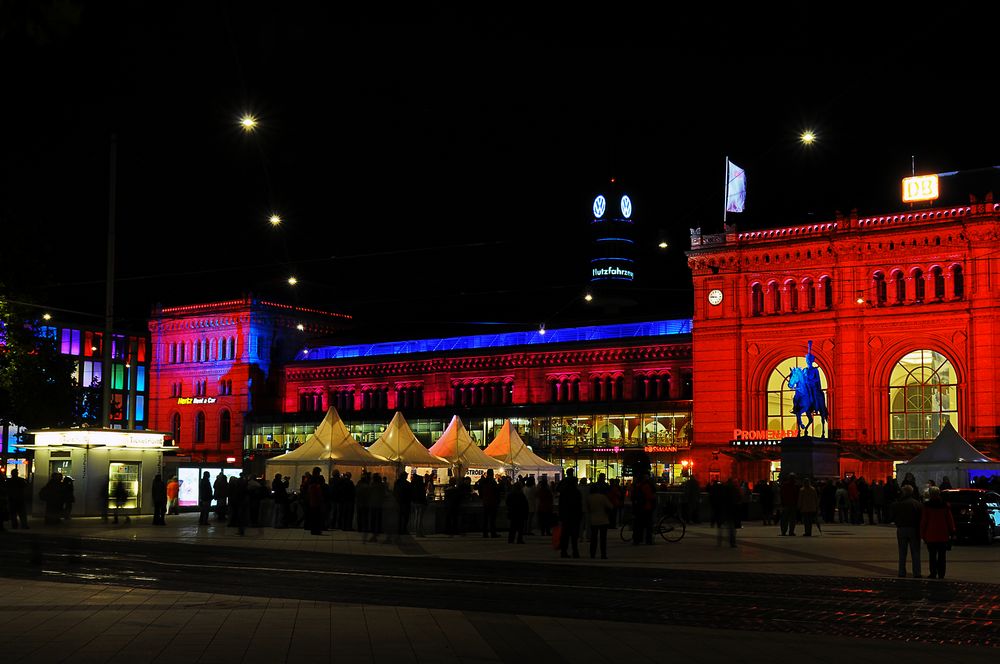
left=751, top=283, right=764, bottom=316
left=912, top=268, right=925, bottom=301
left=229, top=337, right=236, bottom=359
left=785, top=280, right=798, bottom=312
left=873, top=272, right=887, bottom=306
left=169, top=343, right=177, bottom=364
left=889, top=350, right=958, bottom=441
left=932, top=266, right=945, bottom=300
left=952, top=265, right=964, bottom=298
left=194, top=411, right=205, bottom=443
left=171, top=413, right=181, bottom=445
left=820, top=276, right=832, bottom=309
left=178, top=342, right=185, bottom=363
left=219, top=410, right=231, bottom=442
left=802, top=278, right=815, bottom=311
left=769, top=281, right=781, bottom=314
left=766, top=356, right=830, bottom=435
left=892, top=270, right=905, bottom=304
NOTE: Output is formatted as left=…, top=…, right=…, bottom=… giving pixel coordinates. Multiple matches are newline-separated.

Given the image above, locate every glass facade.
left=245, top=409, right=692, bottom=482
left=889, top=349, right=958, bottom=440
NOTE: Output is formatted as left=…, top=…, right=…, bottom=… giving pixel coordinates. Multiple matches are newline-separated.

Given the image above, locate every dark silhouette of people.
left=272, top=473, right=289, bottom=528
left=7, top=468, right=28, bottom=529
left=151, top=474, right=168, bottom=525
left=558, top=475, right=582, bottom=558
left=198, top=471, right=213, bottom=525
left=367, top=472, right=386, bottom=541
left=112, top=479, right=129, bottom=524
left=477, top=469, right=500, bottom=538
left=40, top=472, right=64, bottom=524
left=891, top=484, right=923, bottom=578
left=921, top=486, right=956, bottom=579
left=213, top=471, right=229, bottom=521
left=506, top=478, right=529, bottom=544
left=393, top=471, right=411, bottom=538
left=61, top=476, right=75, bottom=519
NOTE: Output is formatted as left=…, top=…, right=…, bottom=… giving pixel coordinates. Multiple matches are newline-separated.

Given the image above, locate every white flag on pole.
left=726, top=159, right=747, bottom=213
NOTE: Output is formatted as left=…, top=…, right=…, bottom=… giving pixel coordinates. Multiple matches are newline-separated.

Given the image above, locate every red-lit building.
left=687, top=200, right=1000, bottom=482
left=147, top=298, right=351, bottom=464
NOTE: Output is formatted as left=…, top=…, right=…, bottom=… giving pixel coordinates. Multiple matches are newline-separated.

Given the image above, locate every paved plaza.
left=3, top=515, right=1000, bottom=663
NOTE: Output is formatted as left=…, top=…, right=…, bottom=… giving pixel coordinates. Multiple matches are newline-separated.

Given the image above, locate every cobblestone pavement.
left=3, top=521, right=1000, bottom=656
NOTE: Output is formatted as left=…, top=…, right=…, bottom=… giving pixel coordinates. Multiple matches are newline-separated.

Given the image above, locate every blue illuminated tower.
left=589, top=180, right=637, bottom=286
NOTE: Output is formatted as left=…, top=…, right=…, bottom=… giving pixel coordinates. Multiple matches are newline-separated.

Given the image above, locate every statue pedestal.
left=779, top=436, right=840, bottom=479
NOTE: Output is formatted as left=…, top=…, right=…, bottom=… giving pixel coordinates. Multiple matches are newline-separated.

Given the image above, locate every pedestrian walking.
left=477, top=469, right=500, bottom=538
left=797, top=478, right=819, bottom=536
left=891, top=484, right=923, bottom=578
left=558, top=475, right=582, bottom=558
left=587, top=482, right=612, bottom=559
left=410, top=473, right=427, bottom=537
left=921, top=486, right=956, bottom=579
left=7, top=468, right=28, bottom=529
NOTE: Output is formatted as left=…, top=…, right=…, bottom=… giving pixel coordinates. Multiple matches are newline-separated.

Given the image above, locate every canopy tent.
left=895, top=421, right=1000, bottom=488
left=428, top=415, right=505, bottom=478
left=483, top=419, right=560, bottom=475
left=266, top=407, right=388, bottom=480
left=368, top=411, right=450, bottom=470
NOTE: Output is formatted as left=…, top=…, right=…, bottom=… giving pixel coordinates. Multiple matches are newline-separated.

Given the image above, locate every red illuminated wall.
left=147, top=298, right=350, bottom=463
left=687, top=202, right=1000, bottom=482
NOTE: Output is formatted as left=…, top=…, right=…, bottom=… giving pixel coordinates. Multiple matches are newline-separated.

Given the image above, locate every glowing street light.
left=287, top=276, right=298, bottom=286
left=658, top=241, right=669, bottom=249
left=42, top=313, right=52, bottom=320
left=584, top=293, right=593, bottom=302
left=800, top=130, right=816, bottom=145
left=269, top=214, right=282, bottom=226
left=296, top=323, right=305, bottom=331
left=538, top=324, right=546, bottom=336
left=240, top=115, right=258, bottom=132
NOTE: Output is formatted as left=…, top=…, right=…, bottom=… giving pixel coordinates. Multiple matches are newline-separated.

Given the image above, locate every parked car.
left=941, top=489, right=1000, bottom=543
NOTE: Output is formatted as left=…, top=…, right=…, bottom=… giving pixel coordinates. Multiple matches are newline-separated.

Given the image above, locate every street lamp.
left=269, top=214, right=282, bottom=226
left=240, top=115, right=258, bottom=132
left=287, top=276, right=298, bottom=286
left=800, top=130, right=816, bottom=145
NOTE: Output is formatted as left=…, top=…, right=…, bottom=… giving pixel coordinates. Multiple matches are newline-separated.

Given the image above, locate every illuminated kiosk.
left=27, top=429, right=174, bottom=517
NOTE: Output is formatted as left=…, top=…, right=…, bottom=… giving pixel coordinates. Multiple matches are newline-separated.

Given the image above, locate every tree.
left=0, top=293, right=77, bottom=436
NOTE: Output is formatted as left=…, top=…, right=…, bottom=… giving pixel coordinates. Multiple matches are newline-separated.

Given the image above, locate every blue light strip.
left=596, top=237, right=635, bottom=243
left=297, top=319, right=692, bottom=361
left=590, top=257, right=635, bottom=262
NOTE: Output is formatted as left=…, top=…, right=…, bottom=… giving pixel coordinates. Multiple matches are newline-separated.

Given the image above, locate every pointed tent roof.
left=268, top=407, right=386, bottom=466
left=368, top=412, right=449, bottom=467
left=907, top=421, right=994, bottom=464
left=484, top=420, right=560, bottom=472
left=428, top=415, right=505, bottom=474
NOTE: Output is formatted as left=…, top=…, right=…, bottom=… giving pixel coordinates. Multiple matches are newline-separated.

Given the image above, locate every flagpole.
left=723, top=156, right=729, bottom=226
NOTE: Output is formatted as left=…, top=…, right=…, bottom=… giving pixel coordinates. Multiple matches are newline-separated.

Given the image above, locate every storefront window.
left=766, top=357, right=829, bottom=434
left=889, top=349, right=958, bottom=440
left=107, top=462, right=140, bottom=510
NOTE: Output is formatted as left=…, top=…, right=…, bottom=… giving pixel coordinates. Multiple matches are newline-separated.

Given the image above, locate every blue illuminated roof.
left=297, top=319, right=692, bottom=361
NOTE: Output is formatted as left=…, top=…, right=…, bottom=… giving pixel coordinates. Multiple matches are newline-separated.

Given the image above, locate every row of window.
left=171, top=410, right=231, bottom=445
left=298, top=387, right=400, bottom=413
left=870, top=265, right=963, bottom=305
left=750, top=277, right=833, bottom=316
left=50, top=328, right=146, bottom=362
left=169, top=379, right=233, bottom=398
left=167, top=338, right=236, bottom=363
left=549, top=375, right=689, bottom=403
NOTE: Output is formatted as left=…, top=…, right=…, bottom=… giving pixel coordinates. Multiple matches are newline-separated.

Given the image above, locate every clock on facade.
left=708, top=289, right=724, bottom=306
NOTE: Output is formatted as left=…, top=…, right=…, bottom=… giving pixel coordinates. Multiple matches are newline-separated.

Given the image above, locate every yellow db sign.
left=902, top=174, right=939, bottom=203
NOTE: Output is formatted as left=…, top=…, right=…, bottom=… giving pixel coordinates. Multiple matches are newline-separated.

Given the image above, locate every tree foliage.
left=0, top=293, right=78, bottom=433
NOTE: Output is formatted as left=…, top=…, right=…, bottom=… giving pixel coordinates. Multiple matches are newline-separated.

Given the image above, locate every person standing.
left=587, top=482, right=613, bottom=559
left=779, top=473, right=800, bottom=536
left=112, top=478, right=129, bottom=524
left=536, top=477, right=554, bottom=536
left=166, top=476, right=180, bottom=515
left=797, top=478, right=819, bottom=536
left=631, top=472, right=655, bottom=545
left=198, top=471, right=213, bottom=525
left=367, top=472, right=385, bottom=542
left=7, top=468, right=28, bottom=529
left=477, top=469, right=500, bottom=538
left=506, top=479, right=529, bottom=544
left=61, top=476, right=75, bottom=520
left=921, top=486, right=956, bottom=579
left=558, top=475, right=582, bottom=559
left=340, top=471, right=356, bottom=530
left=271, top=473, right=288, bottom=528
left=410, top=473, right=427, bottom=537
left=0, top=470, right=9, bottom=531
left=355, top=472, right=371, bottom=535
left=213, top=471, right=229, bottom=522
left=393, top=471, right=411, bottom=538
left=891, top=484, right=923, bottom=578
left=151, top=474, right=168, bottom=526
left=306, top=468, right=325, bottom=536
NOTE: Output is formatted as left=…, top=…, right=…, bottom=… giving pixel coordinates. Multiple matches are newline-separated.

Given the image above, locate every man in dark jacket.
left=477, top=469, right=500, bottom=538
left=213, top=471, right=229, bottom=521
left=891, top=484, right=923, bottom=578
left=198, top=471, right=213, bottom=525
left=558, top=476, right=582, bottom=558
left=7, top=468, right=29, bottom=529
left=779, top=473, right=800, bottom=536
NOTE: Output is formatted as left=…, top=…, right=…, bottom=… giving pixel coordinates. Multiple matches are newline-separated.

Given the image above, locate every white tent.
left=428, top=415, right=505, bottom=479
left=484, top=419, right=560, bottom=475
left=368, top=412, right=450, bottom=470
left=895, top=421, right=1000, bottom=488
left=266, top=407, right=387, bottom=480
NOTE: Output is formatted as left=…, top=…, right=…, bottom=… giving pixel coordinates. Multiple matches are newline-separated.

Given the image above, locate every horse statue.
left=787, top=365, right=828, bottom=438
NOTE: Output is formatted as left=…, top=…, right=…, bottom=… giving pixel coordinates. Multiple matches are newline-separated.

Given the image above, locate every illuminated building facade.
left=249, top=320, right=694, bottom=481
left=147, top=298, right=350, bottom=464
left=688, top=200, right=1000, bottom=482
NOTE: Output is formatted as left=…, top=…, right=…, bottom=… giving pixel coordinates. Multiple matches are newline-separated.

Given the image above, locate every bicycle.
left=619, top=510, right=686, bottom=543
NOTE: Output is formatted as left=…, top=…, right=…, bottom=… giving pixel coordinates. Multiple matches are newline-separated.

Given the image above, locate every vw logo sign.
left=620, top=194, right=633, bottom=218
left=593, top=195, right=606, bottom=218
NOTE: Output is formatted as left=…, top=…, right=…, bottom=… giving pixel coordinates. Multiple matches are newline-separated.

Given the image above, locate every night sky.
left=3, top=3, right=999, bottom=338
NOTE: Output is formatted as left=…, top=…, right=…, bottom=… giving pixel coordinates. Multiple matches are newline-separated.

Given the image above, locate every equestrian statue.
left=787, top=340, right=828, bottom=438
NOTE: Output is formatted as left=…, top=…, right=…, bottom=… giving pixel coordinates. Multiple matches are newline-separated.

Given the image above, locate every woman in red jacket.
left=920, top=486, right=956, bottom=579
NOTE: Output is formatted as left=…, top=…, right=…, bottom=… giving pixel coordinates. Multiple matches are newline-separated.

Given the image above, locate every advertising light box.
left=902, top=174, right=939, bottom=203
